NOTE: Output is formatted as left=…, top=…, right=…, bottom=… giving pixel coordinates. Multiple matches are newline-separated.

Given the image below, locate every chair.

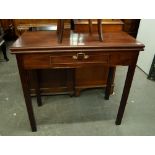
left=57, top=19, right=103, bottom=43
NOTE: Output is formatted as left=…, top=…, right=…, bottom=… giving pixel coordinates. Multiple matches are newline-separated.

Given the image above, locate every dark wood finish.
left=16, top=55, right=37, bottom=131
left=74, top=19, right=123, bottom=95
left=116, top=60, right=138, bottom=125
left=9, top=19, right=140, bottom=97
left=22, top=53, right=109, bottom=69
left=67, top=68, right=76, bottom=96
left=10, top=31, right=144, bottom=131
left=122, top=19, right=140, bottom=38
left=34, top=70, right=42, bottom=106
left=57, top=19, right=103, bottom=43
left=57, top=20, right=64, bottom=43
left=74, top=19, right=124, bottom=33
left=105, top=67, right=116, bottom=100
left=13, top=19, right=69, bottom=36
left=28, top=69, right=72, bottom=95
left=0, top=19, right=13, bottom=31
left=70, top=19, right=75, bottom=30
left=97, top=19, right=103, bottom=41
left=88, top=20, right=92, bottom=34
left=13, top=19, right=123, bottom=35
left=11, top=19, right=124, bottom=96
left=11, top=31, right=143, bottom=52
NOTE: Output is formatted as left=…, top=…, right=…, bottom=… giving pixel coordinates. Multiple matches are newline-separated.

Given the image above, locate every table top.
left=10, top=31, right=144, bottom=53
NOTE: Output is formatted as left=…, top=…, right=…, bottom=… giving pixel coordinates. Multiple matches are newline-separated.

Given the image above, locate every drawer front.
left=50, top=53, right=109, bottom=68
left=23, top=53, right=109, bottom=69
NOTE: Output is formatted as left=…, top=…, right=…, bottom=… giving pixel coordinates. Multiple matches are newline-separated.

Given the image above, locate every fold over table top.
left=10, top=31, right=144, bottom=53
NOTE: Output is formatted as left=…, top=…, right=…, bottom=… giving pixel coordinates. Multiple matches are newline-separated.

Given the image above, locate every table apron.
left=20, top=51, right=139, bottom=69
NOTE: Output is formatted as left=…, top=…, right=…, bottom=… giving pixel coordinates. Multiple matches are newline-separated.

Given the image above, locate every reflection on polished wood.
left=57, top=19, right=103, bottom=43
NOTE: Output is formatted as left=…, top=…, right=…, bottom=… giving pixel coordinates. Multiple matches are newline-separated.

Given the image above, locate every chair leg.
left=58, top=19, right=64, bottom=43
left=34, top=70, right=42, bottom=107
left=97, top=19, right=103, bottom=41
left=1, top=42, right=9, bottom=61
left=57, top=19, right=61, bottom=36
left=88, top=19, right=92, bottom=34
left=70, top=19, right=75, bottom=30
left=67, top=69, right=76, bottom=97
left=105, top=67, right=115, bottom=100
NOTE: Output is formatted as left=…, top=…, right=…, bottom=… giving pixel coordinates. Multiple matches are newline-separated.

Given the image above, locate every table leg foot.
left=69, top=92, right=75, bottom=97
left=115, top=120, right=121, bottom=125
left=104, top=96, right=109, bottom=100
left=31, top=127, right=37, bottom=132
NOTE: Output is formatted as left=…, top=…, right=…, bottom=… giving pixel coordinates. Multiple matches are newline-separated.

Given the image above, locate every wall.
left=137, top=19, right=155, bottom=74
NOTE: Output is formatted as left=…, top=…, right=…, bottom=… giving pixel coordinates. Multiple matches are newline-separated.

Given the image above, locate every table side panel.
left=110, top=51, right=139, bottom=66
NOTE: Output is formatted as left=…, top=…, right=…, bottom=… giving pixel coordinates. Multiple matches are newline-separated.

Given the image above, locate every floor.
left=0, top=43, right=155, bottom=136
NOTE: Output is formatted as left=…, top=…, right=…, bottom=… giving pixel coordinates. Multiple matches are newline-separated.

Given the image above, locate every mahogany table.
left=10, top=31, right=144, bottom=132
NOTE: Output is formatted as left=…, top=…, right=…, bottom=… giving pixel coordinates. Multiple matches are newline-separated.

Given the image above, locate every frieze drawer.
left=23, top=53, right=109, bottom=69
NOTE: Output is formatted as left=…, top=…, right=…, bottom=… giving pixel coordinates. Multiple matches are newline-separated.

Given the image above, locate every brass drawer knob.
left=72, top=53, right=89, bottom=60
left=84, top=54, right=89, bottom=59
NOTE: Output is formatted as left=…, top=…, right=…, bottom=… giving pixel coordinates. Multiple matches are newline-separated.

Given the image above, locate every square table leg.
left=16, top=55, right=37, bottom=132
left=115, top=64, right=137, bottom=125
